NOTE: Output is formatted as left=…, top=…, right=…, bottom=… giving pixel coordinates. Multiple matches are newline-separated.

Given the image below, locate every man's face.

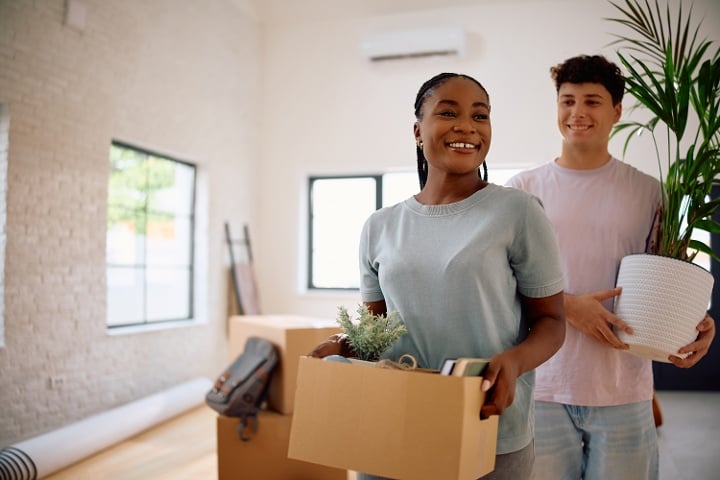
left=557, top=82, right=621, bottom=150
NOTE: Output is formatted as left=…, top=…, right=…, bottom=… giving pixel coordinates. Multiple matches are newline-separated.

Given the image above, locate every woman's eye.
left=474, top=113, right=489, bottom=121
left=438, top=110, right=456, bottom=117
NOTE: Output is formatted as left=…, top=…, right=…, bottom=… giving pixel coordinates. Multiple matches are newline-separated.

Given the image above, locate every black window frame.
left=106, top=140, right=197, bottom=328
left=307, top=174, right=382, bottom=291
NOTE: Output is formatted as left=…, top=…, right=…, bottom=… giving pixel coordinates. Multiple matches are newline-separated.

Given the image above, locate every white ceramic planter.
left=614, top=253, right=713, bottom=362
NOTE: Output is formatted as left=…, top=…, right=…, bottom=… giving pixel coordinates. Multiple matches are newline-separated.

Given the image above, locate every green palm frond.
left=607, top=0, right=720, bottom=262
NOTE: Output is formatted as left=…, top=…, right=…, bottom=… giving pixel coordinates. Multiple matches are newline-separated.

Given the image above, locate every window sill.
left=107, top=319, right=204, bottom=336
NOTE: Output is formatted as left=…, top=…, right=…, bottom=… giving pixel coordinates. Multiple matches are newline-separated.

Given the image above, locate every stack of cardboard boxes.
left=218, top=314, right=499, bottom=480
left=217, top=314, right=349, bottom=480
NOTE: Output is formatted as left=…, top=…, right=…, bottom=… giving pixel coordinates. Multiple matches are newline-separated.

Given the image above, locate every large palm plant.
left=607, top=0, right=720, bottom=262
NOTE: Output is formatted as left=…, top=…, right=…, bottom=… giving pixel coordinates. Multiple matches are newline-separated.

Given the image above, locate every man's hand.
left=669, top=314, right=716, bottom=368
left=565, top=287, right=629, bottom=349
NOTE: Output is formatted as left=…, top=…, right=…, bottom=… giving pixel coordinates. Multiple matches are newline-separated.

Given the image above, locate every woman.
left=313, top=73, right=565, bottom=480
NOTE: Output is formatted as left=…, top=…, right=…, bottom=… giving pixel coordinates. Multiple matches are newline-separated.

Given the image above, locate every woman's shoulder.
left=487, top=182, right=539, bottom=206
left=365, top=198, right=408, bottom=223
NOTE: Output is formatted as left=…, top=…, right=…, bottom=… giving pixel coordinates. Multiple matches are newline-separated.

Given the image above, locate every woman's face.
left=414, top=77, right=492, bottom=178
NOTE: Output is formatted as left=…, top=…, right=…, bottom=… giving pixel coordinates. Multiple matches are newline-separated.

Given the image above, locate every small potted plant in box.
left=335, top=304, right=407, bottom=363
left=607, top=0, right=720, bottom=361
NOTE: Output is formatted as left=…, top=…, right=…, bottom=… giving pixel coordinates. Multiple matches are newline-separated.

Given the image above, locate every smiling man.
left=507, top=54, right=716, bottom=480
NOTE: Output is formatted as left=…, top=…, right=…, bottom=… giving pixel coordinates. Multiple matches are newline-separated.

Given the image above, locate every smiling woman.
left=310, top=72, right=567, bottom=480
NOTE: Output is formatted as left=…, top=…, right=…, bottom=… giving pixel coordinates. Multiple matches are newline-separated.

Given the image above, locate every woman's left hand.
left=479, top=351, right=522, bottom=419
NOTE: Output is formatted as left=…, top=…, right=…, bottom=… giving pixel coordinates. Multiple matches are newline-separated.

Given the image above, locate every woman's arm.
left=480, top=291, right=565, bottom=419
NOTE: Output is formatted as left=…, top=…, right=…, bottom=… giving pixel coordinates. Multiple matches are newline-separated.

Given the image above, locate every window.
left=106, top=141, right=196, bottom=327
left=307, top=168, right=524, bottom=290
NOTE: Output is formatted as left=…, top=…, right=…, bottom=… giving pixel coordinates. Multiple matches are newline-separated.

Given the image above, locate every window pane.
left=311, top=178, right=377, bottom=288
left=109, top=146, right=147, bottom=209
left=146, top=214, right=192, bottom=266
left=382, top=172, right=418, bottom=206
left=107, top=267, right=145, bottom=326
left=146, top=267, right=191, bottom=321
left=106, top=207, right=146, bottom=265
left=146, top=156, right=195, bottom=215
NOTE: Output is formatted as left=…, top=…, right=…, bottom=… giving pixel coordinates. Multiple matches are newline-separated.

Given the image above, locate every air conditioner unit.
left=360, top=26, right=466, bottom=61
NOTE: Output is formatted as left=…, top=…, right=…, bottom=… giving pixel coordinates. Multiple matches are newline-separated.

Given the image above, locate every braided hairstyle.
left=414, top=73, right=490, bottom=190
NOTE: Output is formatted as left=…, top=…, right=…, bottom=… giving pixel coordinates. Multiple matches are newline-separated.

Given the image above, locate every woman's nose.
left=453, top=117, right=476, bottom=132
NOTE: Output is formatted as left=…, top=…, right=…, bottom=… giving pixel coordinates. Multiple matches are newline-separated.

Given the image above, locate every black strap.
left=236, top=414, right=259, bottom=442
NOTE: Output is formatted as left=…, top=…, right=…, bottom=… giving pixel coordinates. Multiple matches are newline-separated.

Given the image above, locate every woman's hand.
left=307, top=333, right=356, bottom=358
left=478, top=291, right=564, bottom=419
left=479, top=350, right=522, bottom=419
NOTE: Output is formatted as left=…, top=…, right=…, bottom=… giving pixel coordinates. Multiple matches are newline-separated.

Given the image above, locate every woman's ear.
left=413, top=122, right=421, bottom=144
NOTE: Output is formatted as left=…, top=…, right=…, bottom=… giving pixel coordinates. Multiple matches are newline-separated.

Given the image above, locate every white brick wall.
left=0, top=0, right=260, bottom=444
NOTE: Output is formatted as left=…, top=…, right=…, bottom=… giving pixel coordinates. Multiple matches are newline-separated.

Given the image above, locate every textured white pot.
left=614, top=253, right=713, bottom=362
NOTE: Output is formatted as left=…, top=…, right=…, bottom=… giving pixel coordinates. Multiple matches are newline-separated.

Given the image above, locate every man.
left=507, top=54, right=716, bottom=480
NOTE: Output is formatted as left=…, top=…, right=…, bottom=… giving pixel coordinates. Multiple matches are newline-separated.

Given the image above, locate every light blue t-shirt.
left=358, top=183, right=565, bottom=454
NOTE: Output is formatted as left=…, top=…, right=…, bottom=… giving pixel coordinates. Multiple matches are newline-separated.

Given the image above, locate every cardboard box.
left=217, top=410, right=347, bottom=480
left=288, top=357, right=498, bottom=480
left=228, top=315, right=342, bottom=414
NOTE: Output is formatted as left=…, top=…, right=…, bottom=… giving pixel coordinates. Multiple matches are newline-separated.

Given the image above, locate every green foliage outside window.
left=108, top=144, right=175, bottom=235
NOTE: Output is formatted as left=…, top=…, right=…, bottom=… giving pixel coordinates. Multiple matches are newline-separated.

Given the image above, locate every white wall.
left=255, top=0, right=720, bottom=317
left=0, top=0, right=261, bottom=443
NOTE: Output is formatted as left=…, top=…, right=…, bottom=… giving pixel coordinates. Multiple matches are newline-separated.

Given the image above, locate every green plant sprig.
left=336, top=304, right=407, bottom=362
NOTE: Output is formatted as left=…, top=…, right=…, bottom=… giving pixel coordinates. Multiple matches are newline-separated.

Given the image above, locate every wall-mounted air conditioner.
left=360, top=26, right=466, bottom=61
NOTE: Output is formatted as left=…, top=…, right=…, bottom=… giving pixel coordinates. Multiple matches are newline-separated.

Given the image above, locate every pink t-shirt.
left=508, top=158, right=661, bottom=406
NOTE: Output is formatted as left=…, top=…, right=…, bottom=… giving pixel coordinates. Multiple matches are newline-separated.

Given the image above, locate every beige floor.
left=44, top=405, right=357, bottom=480
left=655, top=390, right=720, bottom=480
left=44, top=405, right=218, bottom=480
left=44, top=391, right=719, bottom=480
